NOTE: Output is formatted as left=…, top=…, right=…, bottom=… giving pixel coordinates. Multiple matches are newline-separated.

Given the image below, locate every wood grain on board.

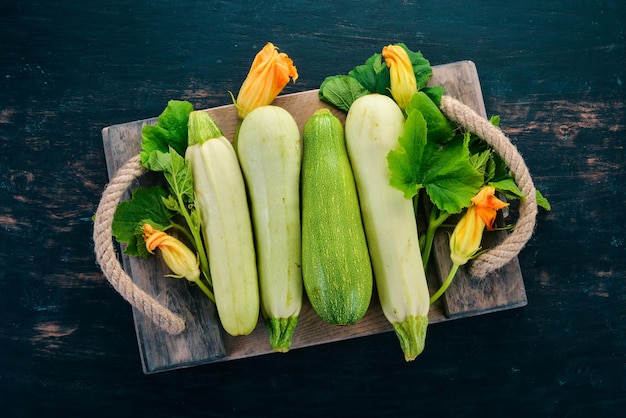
left=101, top=60, right=526, bottom=374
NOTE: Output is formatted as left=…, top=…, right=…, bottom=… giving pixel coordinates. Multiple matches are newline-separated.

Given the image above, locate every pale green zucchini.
left=301, top=108, right=373, bottom=325
left=344, top=94, right=430, bottom=360
left=236, top=105, right=303, bottom=352
left=185, top=111, right=259, bottom=336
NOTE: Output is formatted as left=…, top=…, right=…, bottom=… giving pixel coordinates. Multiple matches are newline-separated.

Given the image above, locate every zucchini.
left=301, top=108, right=373, bottom=325
left=344, top=94, right=430, bottom=360
left=237, top=105, right=303, bottom=352
left=185, top=110, right=259, bottom=336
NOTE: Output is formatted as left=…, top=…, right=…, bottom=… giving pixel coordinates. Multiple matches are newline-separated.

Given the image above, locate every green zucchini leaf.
left=318, top=44, right=435, bottom=112
left=408, top=91, right=456, bottom=144
left=421, top=138, right=484, bottom=214
left=491, top=178, right=552, bottom=211
left=111, top=186, right=175, bottom=257
left=319, top=75, right=370, bottom=112
left=140, top=100, right=194, bottom=166
left=348, top=52, right=390, bottom=96
left=536, top=190, right=552, bottom=211
left=421, top=85, right=445, bottom=107
left=164, top=148, right=195, bottom=207
left=142, top=147, right=195, bottom=209
left=388, top=109, right=483, bottom=214
left=388, top=107, right=429, bottom=200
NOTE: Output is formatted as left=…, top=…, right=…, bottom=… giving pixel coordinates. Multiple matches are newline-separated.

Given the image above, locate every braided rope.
left=93, top=154, right=186, bottom=334
left=439, top=95, right=538, bottom=277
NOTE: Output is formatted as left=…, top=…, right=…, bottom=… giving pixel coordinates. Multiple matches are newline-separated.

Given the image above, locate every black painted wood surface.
left=1, top=0, right=624, bottom=416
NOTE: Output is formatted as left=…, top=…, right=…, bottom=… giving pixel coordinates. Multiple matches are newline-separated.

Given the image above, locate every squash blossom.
left=142, top=224, right=201, bottom=283
left=449, top=186, right=509, bottom=265
left=234, top=42, right=298, bottom=119
left=382, top=44, right=417, bottom=110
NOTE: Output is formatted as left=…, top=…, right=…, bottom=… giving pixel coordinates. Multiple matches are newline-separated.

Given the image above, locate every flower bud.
left=382, top=44, right=417, bottom=110
left=449, top=186, right=509, bottom=266
left=142, top=224, right=201, bottom=283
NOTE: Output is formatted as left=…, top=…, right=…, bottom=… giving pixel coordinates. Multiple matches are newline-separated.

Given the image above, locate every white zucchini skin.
left=186, top=114, right=259, bottom=337
left=237, top=105, right=303, bottom=351
left=345, top=94, right=430, bottom=360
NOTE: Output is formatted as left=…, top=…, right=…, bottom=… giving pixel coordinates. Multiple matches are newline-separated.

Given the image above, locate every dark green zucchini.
left=300, top=108, right=373, bottom=325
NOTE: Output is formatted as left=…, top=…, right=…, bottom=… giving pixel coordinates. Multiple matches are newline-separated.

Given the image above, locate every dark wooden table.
left=1, top=1, right=624, bottom=416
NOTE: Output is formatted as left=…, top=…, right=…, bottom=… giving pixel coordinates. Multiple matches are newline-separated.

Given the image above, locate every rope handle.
left=439, top=95, right=538, bottom=277
left=93, top=154, right=186, bottom=335
left=93, top=95, right=537, bottom=334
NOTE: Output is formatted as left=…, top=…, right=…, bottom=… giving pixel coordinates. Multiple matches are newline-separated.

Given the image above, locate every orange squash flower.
left=234, top=42, right=298, bottom=119
left=142, top=224, right=201, bottom=283
left=449, top=186, right=509, bottom=266
left=382, top=44, right=417, bottom=110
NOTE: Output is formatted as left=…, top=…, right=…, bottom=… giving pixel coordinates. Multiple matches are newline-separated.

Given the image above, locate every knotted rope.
left=439, top=95, right=537, bottom=277
left=93, top=95, right=537, bottom=333
left=93, top=154, right=186, bottom=335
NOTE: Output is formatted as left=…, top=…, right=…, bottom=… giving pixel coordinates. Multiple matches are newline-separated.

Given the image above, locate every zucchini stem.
left=421, top=208, right=451, bottom=269
left=430, top=263, right=460, bottom=304
left=265, top=316, right=299, bottom=352
left=194, top=277, right=215, bottom=302
left=168, top=220, right=215, bottom=302
left=174, top=191, right=213, bottom=292
left=391, top=315, right=429, bottom=361
left=168, top=221, right=195, bottom=247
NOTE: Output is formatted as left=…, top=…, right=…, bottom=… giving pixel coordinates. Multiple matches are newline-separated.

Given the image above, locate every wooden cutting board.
left=101, top=60, right=527, bottom=374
